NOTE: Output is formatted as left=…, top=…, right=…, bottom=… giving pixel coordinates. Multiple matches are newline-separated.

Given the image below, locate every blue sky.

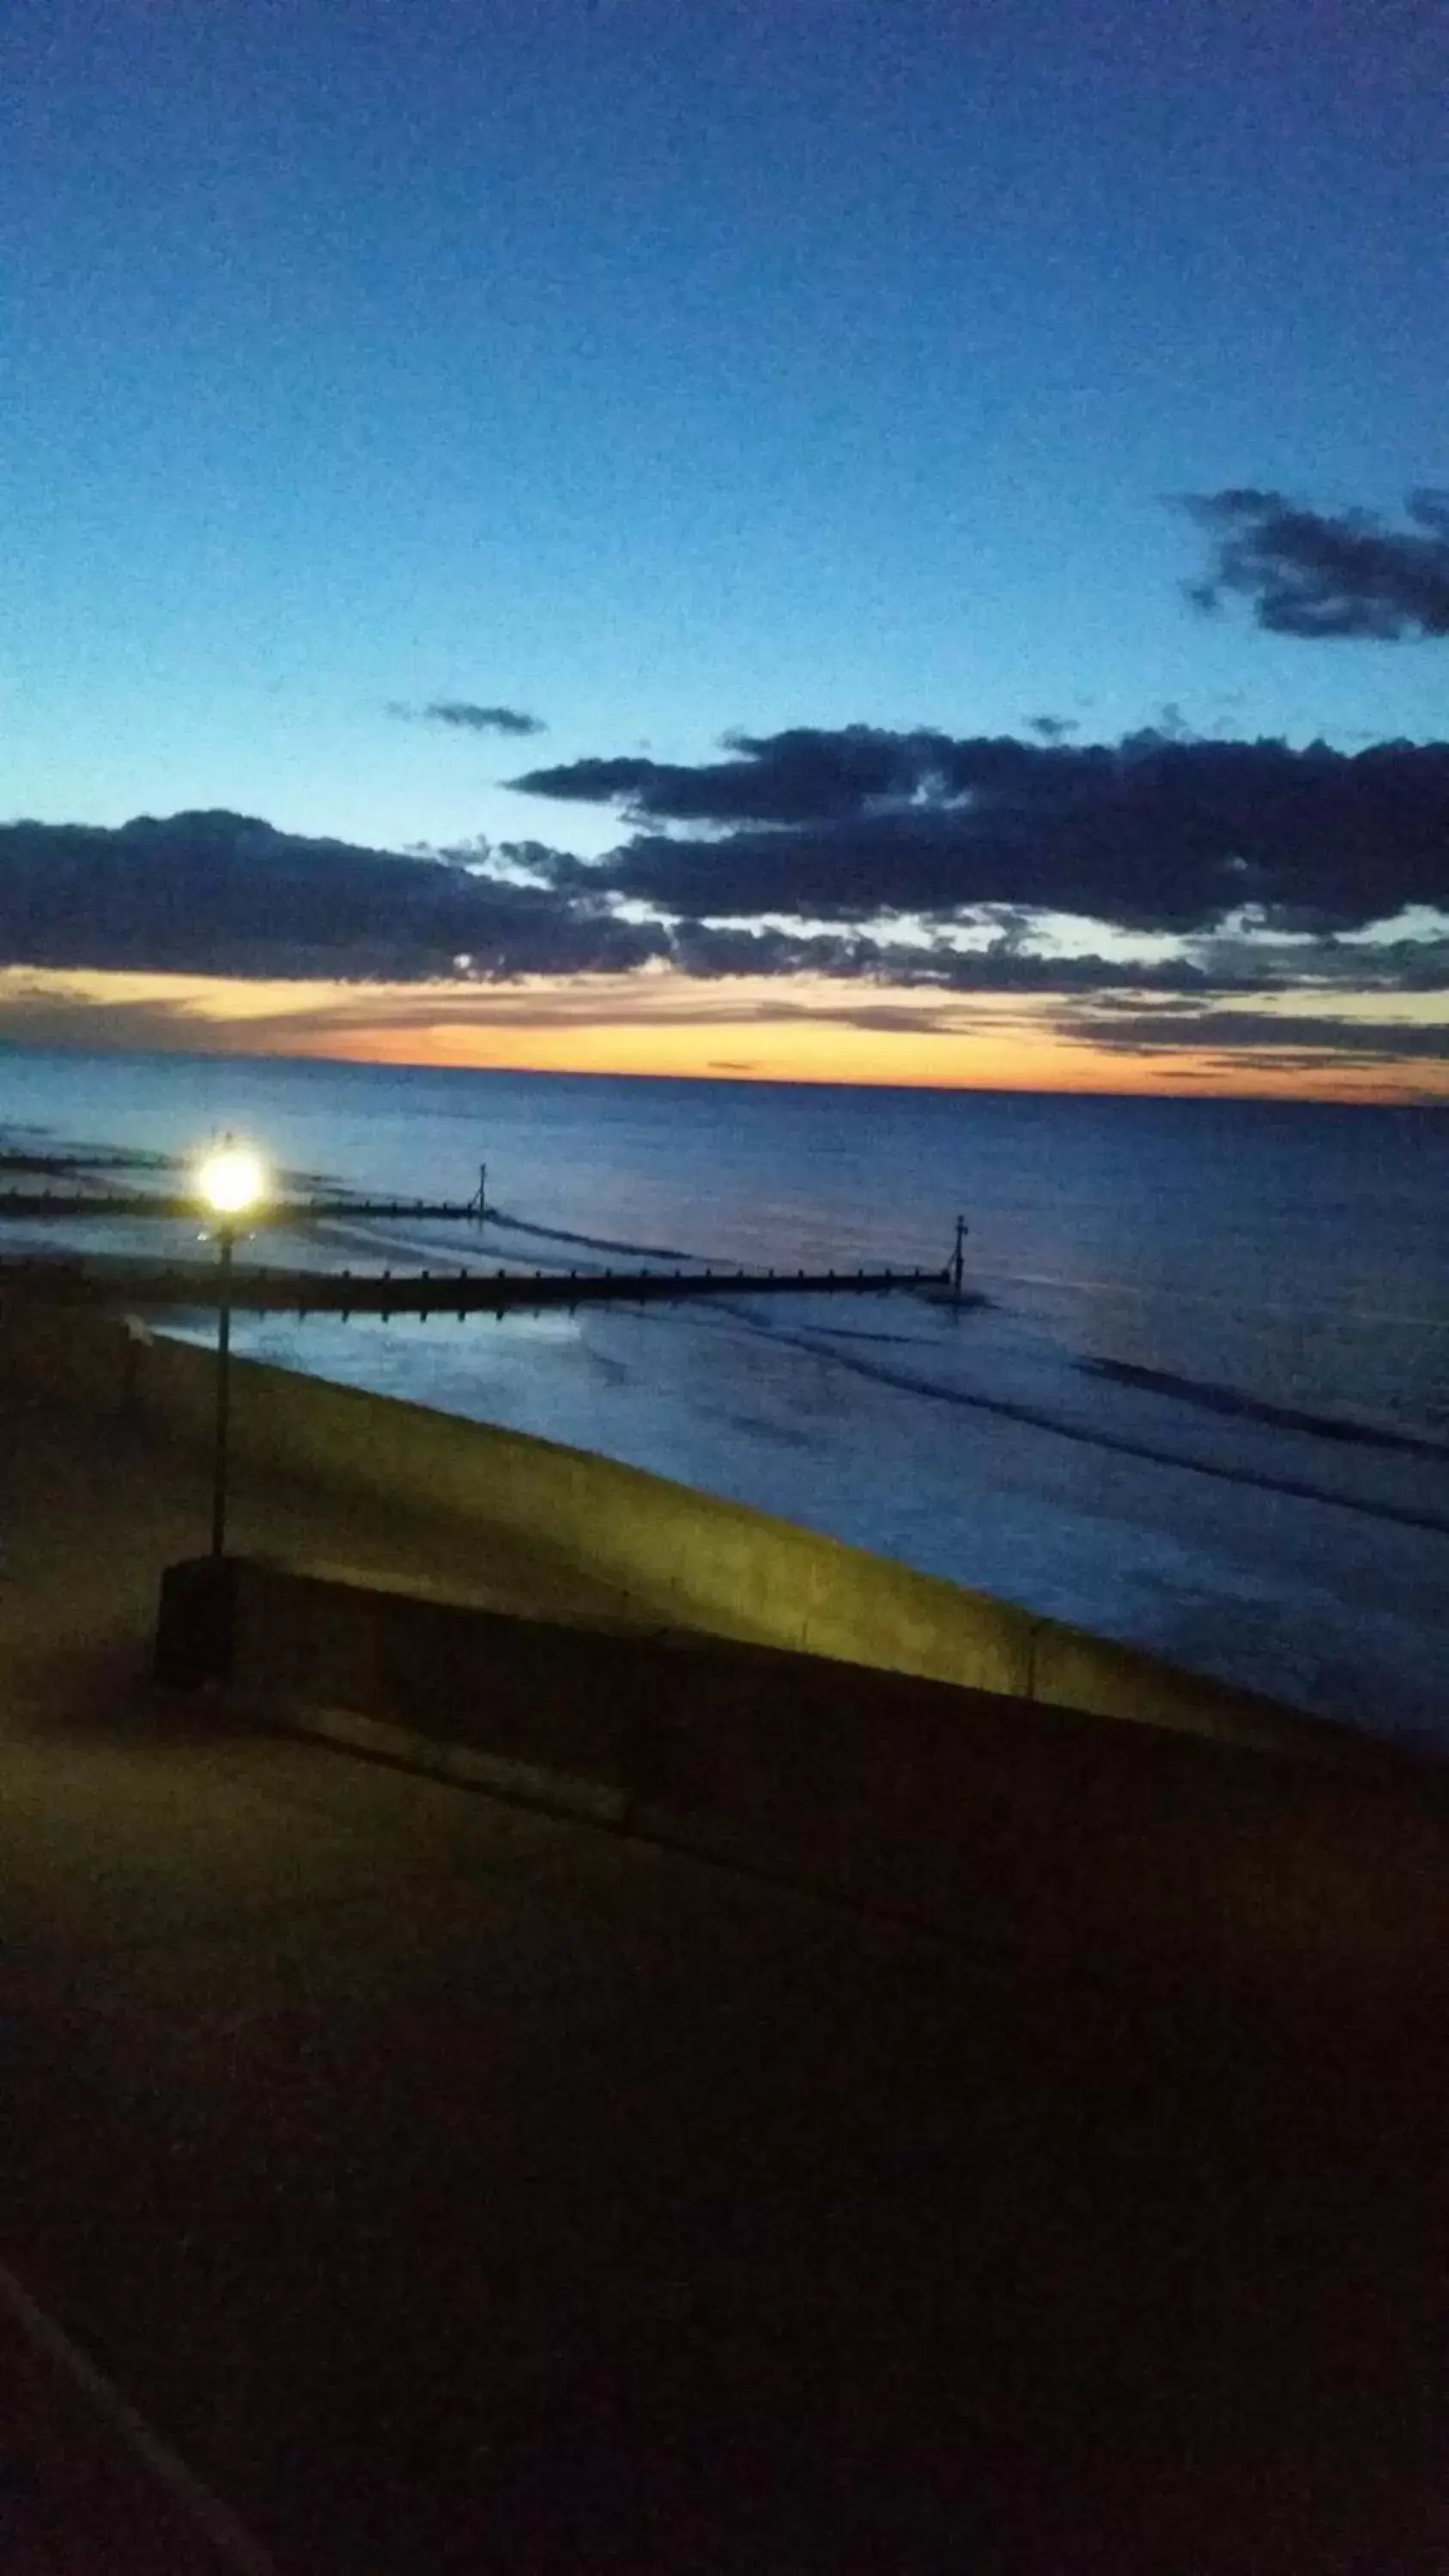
left=6, top=0, right=1446, bottom=849
left=1, top=0, right=1446, bottom=1095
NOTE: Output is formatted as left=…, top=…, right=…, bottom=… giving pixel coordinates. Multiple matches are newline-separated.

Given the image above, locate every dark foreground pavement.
left=2, top=1385, right=1447, bottom=2573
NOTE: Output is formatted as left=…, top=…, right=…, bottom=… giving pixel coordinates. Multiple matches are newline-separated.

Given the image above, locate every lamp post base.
left=154, top=1556, right=238, bottom=1690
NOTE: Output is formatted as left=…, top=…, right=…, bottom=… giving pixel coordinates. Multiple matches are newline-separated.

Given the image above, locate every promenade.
left=2, top=1376, right=1446, bottom=2572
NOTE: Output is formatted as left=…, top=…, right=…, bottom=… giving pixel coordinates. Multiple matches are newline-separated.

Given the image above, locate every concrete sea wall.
left=155, top=1552, right=1449, bottom=1995
left=14, top=1288, right=1444, bottom=1991
left=0, top=1289, right=1340, bottom=1748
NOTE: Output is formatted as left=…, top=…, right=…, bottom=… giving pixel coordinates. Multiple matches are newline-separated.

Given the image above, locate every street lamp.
left=196, top=1141, right=267, bottom=1557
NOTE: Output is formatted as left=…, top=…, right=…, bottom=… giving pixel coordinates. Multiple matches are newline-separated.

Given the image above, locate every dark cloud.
left=1346, top=935, right=1449, bottom=992
left=1181, top=489, right=1449, bottom=640
left=1189, top=923, right=1449, bottom=995
left=513, top=726, right=1449, bottom=934
left=4, top=781, right=1446, bottom=1070
left=397, top=701, right=547, bottom=736
left=512, top=728, right=945, bottom=823
left=1058, top=995, right=1449, bottom=1066
left=511, top=755, right=672, bottom=805
left=0, top=808, right=1271, bottom=995
left=1025, top=714, right=1077, bottom=742
left=669, top=918, right=1233, bottom=994
left=0, top=811, right=658, bottom=981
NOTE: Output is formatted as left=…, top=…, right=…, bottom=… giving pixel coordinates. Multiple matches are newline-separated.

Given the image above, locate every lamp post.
left=196, top=1142, right=267, bottom=1558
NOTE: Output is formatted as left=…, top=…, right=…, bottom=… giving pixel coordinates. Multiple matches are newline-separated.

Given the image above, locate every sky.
left=3, top=0, right=1446, bottom=1095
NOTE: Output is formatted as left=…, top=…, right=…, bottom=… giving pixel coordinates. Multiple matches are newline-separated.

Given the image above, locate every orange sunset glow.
left=2, top=967, right=1444, bottom=1102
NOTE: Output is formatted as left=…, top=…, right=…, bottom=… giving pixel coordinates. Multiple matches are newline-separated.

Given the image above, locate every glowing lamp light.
left=197, top=1145, right=267, bottom=1219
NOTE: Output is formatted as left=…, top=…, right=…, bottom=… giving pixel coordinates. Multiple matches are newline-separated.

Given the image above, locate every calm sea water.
left=3, top=1045, right=1446, bottom=1747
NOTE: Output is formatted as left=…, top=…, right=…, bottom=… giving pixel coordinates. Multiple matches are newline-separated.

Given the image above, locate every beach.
left=3, top=1048, right=1446, bottom=1747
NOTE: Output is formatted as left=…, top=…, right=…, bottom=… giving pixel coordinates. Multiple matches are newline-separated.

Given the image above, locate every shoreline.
left=0, top=1282, right=1393, bottom=1762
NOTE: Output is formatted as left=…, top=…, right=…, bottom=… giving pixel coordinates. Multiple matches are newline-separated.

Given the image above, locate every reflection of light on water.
left=168, top=1304, right=587, bottom=1373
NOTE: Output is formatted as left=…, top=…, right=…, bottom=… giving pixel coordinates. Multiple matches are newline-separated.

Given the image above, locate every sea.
left=2, top=1045, right=1446, bottom=1751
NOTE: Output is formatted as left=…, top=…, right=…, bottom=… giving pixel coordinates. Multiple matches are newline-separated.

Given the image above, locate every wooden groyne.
left=0, top=1152, right=969, bottom=1312
left=0, top=1188, right=482, bottom=1223
left=0, top=1255, right=950, bottom=1317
